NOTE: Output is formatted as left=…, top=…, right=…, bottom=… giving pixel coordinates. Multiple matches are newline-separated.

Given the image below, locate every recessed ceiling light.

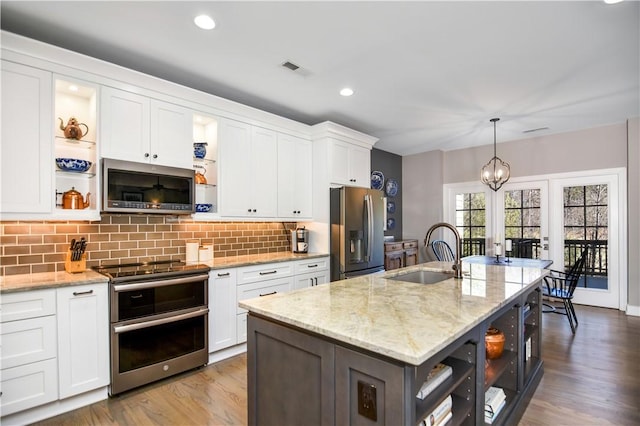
left=603, top=0, right=624, bottom=4
left=194, top=15, right=215, bottom=30
left=68, top=85, right=78, bottom=92
left=340, top=88, right=354, bottom=97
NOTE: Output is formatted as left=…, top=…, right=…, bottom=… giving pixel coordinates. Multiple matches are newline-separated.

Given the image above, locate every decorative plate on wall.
left=387, top=200, right=396, bottom=214
left=387, top=217, right=396, bottom=230
left=385, top=178, right=399, bottom=197
left=371, top=171, right=384, bottom=190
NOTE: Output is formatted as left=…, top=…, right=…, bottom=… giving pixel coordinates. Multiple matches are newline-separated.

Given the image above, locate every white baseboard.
left=1, top=387, right=108, bottom=426
left=626, top=304, right=640, bottom=316
left=208, top=343, right=247, bottom=365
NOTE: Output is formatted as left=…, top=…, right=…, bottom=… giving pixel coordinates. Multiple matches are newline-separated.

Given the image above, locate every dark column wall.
left=371, top=148, right=402, bottom=241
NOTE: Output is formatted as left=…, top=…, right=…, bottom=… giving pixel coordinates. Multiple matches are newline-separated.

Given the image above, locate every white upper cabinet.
left=101, top=86, right=191, bottom=168
left=329, top=139, right=371, bottom=187
left=277, top=134, right=312, bottom=219
left=149, top=100, right=192, bottom=169
left=218, top=119, right=277, bottom=218
left=1, top=60, right=53, bottom=214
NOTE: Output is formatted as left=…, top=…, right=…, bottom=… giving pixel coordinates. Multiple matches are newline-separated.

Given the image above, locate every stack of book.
left=484, top=386, right=506, bottom=424
left=416, top=363, right=453, bottom=400
left=419, top=394, right=452, bottom=426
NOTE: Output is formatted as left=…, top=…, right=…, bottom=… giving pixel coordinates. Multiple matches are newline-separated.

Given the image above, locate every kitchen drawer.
left=384, top=242, right=403, bottom=252
left=1, top=289, right=56, bottom=323
left=403, top=240, right=418, bottom=249
left=0, top=358, right=58, bottom=416
left=237, top=276, right=292, bottom=313
left=294, top=257, right=329, bottom=275
left=237, top=261, right=294, bottom=285
left=1, top=315, right=57, bottom=369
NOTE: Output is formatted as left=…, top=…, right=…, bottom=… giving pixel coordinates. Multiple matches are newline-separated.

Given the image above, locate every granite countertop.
left=0, top=251, right=329, bottom=293
left=0, top=270, right=109, bottom=293
left=196, top=251, right=329, bottom=270
left=239, top=260, right=549, bottom=366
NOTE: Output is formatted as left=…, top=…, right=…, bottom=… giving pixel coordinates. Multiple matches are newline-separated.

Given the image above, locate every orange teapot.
left=62, top=187, right=90, bottom=209
left=59, top=117, right=89, bottom=140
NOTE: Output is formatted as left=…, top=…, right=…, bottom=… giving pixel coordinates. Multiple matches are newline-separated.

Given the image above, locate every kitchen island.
left=239, top=260, right=548, bottom=426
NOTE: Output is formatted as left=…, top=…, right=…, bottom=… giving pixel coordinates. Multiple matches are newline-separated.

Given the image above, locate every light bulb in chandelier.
left=480, top=118, right=510, bottom=191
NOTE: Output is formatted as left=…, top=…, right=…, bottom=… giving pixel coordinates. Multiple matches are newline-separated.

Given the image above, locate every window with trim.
left=504, top=189, right=541, bottom=258
left=455, top=192, right=485, bottom=256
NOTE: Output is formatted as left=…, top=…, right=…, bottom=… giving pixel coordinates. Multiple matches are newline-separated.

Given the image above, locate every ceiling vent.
left=522, top=127, right=549, bottom=134
left=282, top=61, right=300, bottom=71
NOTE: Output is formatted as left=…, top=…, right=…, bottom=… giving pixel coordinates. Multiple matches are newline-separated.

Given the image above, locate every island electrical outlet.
left=357, top=380, right=377, bottom=422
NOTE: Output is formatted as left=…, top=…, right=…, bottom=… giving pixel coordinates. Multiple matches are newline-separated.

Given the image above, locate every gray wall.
left=402, top=150, right=444, bottom=262
left=371, top=148, right=403, bottom=240
left=402, top=121, right=639, bottom=311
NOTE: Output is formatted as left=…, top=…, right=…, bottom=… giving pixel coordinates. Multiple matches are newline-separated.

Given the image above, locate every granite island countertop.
left=239, top=259, right=549, bottom=366
left=0, top=251, right=329, bottom=293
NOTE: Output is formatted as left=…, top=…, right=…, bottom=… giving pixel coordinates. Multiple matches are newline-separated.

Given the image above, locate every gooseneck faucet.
left=424, top=222, right=463, bottom=279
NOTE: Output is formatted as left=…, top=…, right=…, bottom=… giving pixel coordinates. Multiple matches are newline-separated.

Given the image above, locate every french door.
left=445, top=168, right=626, bottom=310
left=549, top=172, right=624, bottom=309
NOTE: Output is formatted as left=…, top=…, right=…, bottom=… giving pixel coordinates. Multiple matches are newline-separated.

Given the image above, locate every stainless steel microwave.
left=102, top=158, right=195, bottom=214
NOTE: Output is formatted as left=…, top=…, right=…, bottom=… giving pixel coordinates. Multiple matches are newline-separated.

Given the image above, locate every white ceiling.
left=1, top=1, right=638, bottom=156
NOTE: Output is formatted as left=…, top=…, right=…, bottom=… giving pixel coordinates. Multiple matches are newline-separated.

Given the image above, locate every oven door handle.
left=112, top=274, right=209, bottom=292
left=113, top=308, right=209, bottom=334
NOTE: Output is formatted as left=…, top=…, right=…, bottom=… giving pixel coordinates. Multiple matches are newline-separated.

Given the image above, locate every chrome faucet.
left=424, top=222, right=463, bottom=279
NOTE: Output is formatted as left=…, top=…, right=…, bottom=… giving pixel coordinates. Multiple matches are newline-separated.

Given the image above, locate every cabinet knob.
left=248, top=209, right=252, bottom=212
left=144, top=153, right=150, bottom=158
left=153, top=154, right=158, bottom=159
left=252, top=209, right=257, bottom=213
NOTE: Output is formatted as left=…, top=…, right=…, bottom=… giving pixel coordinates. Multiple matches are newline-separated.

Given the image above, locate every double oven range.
left=94, top=260, right=210, bottom=396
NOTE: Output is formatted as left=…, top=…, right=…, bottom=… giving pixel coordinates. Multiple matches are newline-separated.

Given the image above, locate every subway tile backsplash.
left=1, top=215, right=296, bottom=276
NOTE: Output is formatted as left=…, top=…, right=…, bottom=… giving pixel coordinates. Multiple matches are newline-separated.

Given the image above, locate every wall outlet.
left=357, top=380, right=377, bottom=422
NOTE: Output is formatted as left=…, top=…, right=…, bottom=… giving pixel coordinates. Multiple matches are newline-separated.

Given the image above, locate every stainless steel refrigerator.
left=330, top=186, right=385, bottom=281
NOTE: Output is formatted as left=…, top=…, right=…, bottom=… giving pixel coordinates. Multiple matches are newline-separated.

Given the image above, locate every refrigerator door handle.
left=365, top=194, right=373, bottom=262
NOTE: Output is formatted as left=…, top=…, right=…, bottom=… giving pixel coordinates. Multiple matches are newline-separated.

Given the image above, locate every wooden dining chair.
left=430, top=240, right=455, bottom=262
left=542, top=248, right=588, bottom=334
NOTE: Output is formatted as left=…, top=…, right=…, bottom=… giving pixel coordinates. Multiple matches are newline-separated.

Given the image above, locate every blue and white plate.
left=386, top=217, right=396, bottom=230
left=195, top=203, right=213, bottom=213
left=387, top=200, right=396, bottom=214
left=55, top=158, right=92, bottom=173
left=371, top=171, right=384, bottom=190
left=385, top=178, right=399, bottom=197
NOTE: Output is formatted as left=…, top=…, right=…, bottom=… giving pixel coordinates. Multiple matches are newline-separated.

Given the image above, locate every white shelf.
left=55, top=136, right=96, bottom=149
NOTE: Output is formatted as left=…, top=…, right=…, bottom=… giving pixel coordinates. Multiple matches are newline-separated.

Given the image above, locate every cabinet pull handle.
left=259, top=291, right=277, bottom=297
left=307, top=264, right=318, bottom=268
left=130, top=294, right=143, bottom=299
left=310, top=278, right=314, bottom=286
left=72, top=289, right=94, bottom=296
left=314, top=277, right=318, bottom=286
left=259, top=270, right=277, bottom=275
left=217, top=272, right=230, bottom=277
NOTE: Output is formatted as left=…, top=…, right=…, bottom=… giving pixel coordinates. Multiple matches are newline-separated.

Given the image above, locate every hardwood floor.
left=34, top=305, right=639, bottom=426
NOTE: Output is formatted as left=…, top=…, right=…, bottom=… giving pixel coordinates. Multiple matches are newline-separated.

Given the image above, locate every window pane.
left=505, top=227, right=520, bottom=239
left=586, top=185, right=607, bottom=205
left=523, top=189, right=540, bottom=208
left=564, top=206, right=584, bottom=226
left=505, top=209, right=521, bottom=226
left=564, top=187, right=584, bottom=206
left=505, top=190, right=521, bottom=208
left=470, top=193, right=485, bottom=209
left=470, top=210, right=485, bottom=226
left=523, top=227, right=540, bottom=239
left=565, top=227, right=585, bottom=240
left=523, top=209, right=540, bottom=226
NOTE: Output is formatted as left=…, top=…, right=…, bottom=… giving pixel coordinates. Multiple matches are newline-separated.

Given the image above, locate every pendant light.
left=481, top=118, right=510, bottom=191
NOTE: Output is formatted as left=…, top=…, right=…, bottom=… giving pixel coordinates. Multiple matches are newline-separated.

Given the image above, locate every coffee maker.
left=291, top=227, right=309, bottom=253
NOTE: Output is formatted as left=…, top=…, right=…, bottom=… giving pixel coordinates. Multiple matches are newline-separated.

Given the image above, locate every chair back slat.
left=431, top=240, right=455, bottom=261
left=566, top=248, right=589, bottom=297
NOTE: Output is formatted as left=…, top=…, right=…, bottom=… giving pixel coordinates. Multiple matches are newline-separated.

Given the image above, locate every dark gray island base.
left=242, top=262, right=545, bottom=425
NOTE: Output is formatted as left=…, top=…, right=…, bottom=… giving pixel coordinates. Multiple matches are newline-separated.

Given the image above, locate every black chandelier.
left=480, top=118, right=510, bottom=191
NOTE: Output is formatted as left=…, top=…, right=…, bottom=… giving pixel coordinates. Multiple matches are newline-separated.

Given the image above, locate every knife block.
left=64, top=250, right=87, bottom=273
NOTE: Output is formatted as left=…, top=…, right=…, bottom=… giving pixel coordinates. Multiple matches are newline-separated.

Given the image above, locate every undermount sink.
left=387, top=270, right=454, bottom=284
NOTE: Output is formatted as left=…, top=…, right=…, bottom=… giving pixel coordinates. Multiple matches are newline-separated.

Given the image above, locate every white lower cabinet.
left=0, top=284, right=109, bottom=419
left=56, top=284, right=109, bottom=399
left=0, top=290, right=58, bottom=416
left=293, top=257, right=330, bottom=290
left=207, top=257, right=329, bottom=349
left=209, top=269, right=238, bottom=352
